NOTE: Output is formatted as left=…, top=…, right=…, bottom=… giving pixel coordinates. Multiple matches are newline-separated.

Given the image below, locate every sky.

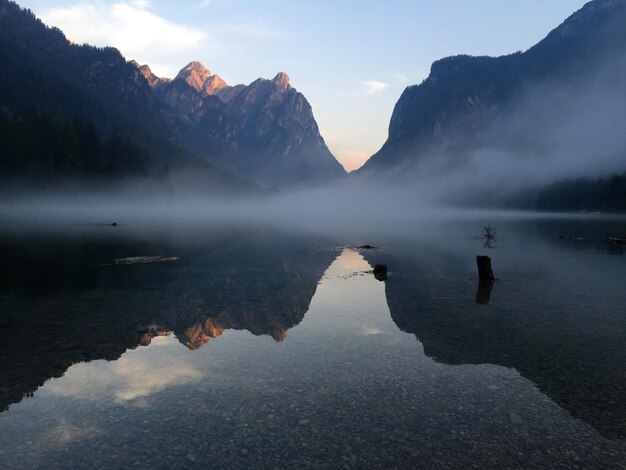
left=18, top=0, right=589, bottom=171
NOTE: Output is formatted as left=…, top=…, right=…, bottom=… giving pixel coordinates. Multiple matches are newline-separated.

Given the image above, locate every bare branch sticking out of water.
left=483, top=224, right=497, bottom=249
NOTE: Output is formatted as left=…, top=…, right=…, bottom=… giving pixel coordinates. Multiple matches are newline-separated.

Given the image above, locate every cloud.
left=40, top=1, right=210, bottom=77
left=215, top=20, right=286, bottom=41
left=111, top=360, right=202, bottom=402
left=45, top=336, right=204, bottom=404
left=130, top=0, right=151, bottom=8
left=362, top=80, right=389, bottom=95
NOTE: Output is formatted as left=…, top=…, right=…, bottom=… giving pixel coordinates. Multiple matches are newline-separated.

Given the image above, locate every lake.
left=0, top=215, right=625, bottom=468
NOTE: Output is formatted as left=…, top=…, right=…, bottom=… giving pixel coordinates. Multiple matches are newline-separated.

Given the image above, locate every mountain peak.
left=179, top=61, right=210, bottom=77
left=175, top=61, right=212, bottom=92
left=545, top=0, right=622, bottom=40
left=130, top=60, right=169, bottom=88
left=205, top=74, right=228, bottom=94
left=272, top=72, right=290, bottom=89
left=174, top=61, right=229, bottom=95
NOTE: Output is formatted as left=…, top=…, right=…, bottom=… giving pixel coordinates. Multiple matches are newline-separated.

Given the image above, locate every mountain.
left=134, top=60, right=346, bottom=187
left=0, top=0, right=262, bottom=195
left=0, top=0, right=344, bottom=188
left=358, top=0, right=626, bottom=177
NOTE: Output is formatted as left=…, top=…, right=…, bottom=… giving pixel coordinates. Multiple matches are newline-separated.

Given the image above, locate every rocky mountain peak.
left=174, top=61, right=229, bottom=96
left=130, top=60, right=170, bottom=89
left=204, top=74, right=228, bottom=94
left=175, top=61, right=212, bottom=92
left=178, top=60, right=210, bottom=77
left=272, top=72, right=290, bottom=90
left=130, top=57, right=344, bottom=185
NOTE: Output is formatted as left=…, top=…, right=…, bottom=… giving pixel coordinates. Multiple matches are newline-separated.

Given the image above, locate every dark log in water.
left=476, top=256, right=494, bottom=281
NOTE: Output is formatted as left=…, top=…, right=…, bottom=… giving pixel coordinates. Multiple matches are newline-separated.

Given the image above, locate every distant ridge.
left=357, top=0, right=626, bottom=175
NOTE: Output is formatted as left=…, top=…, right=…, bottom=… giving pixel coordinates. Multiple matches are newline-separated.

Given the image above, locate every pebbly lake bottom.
left=0, top=214, right=625, bottom=469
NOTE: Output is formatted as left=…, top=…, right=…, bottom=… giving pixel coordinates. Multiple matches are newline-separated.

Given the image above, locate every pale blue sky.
left=19, top=0, right=589, bottom=170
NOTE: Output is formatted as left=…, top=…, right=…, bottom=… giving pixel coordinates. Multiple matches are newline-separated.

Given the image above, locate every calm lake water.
left=0, top=215, right=625, bottom=468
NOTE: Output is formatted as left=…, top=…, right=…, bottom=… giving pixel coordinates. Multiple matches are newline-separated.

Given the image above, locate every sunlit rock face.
left=173, top=61, right=229, bottom=96
left=357, top=0, right=626, bottom=174
left=271, top=72, right=290, bottom=91
left=130, top=61, right=170, bottom=90
left=132, top=60, right=346, bottom=187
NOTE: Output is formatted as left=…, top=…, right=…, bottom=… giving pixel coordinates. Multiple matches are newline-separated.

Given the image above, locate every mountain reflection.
left=363, top=246, right=626, bottom=440
left=2, top=221, right=626, bottom=447
left=0, top=228, right=335, bottom=411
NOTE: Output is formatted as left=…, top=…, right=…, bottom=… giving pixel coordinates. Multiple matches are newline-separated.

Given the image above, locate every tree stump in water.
left=476, top=256, right=494, bottom=281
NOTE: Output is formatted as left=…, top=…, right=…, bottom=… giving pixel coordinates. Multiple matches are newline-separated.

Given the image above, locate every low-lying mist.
left=0, top=174, right=586, bottom=240
left=2, top=51, right=626, bottom=227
